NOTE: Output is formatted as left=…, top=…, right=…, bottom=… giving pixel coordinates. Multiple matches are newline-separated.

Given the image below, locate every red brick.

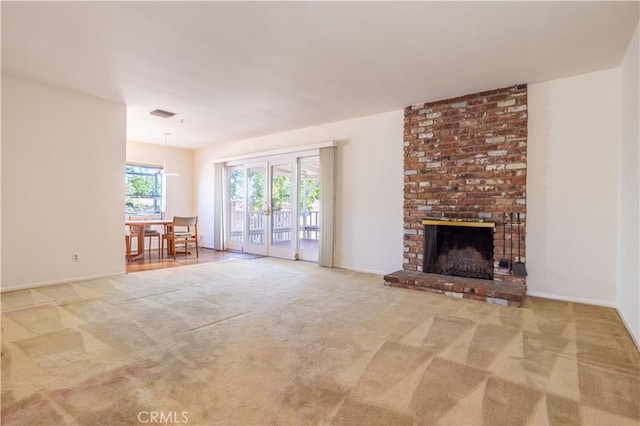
left=403, top=85, right=526, bottom=284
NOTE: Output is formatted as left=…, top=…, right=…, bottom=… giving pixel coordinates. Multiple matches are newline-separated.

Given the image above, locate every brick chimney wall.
left=403, top=85, right=527, bottom=283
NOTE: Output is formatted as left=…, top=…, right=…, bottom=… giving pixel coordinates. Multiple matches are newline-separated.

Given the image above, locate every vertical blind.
left=213, top=162, right=225, bottom=250
left=318, top=146, right=336, bottom=267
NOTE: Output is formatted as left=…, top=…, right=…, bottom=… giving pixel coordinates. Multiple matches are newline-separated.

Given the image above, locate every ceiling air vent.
left=149, top=109, right=176, bottom=119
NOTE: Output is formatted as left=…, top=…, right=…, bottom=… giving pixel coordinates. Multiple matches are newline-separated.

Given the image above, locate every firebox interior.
left=423, top=223, right=494, bottom=280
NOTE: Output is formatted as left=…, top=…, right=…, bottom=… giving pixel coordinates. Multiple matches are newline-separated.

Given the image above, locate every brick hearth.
left=384, top=270, right=525, bottom=307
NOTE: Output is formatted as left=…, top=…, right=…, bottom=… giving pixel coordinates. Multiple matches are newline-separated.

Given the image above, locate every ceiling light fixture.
left=150, top=109, right=176, bottom=119
left=161, top=133, right=180, bottom=177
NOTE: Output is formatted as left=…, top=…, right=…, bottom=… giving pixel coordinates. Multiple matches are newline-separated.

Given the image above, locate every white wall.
left=2, top=75, right=126, bottom=291
left=617, top=21, right=639, bottom=345
left=1, top=47, right=635, bottom=345
left=126, top=141, right=195, bottom=219
left=528, top=69, right=621, bottom=306
left=195, top=111, right=404, bottom=274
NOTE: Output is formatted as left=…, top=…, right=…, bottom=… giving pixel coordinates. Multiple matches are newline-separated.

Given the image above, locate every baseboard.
left=0, top=271, right=124, bottom=293
left=526, top=290, right=617, bottom=308
left=333, top=264, right=385, bottom=276
left=615, top=308, right=640, bottom=351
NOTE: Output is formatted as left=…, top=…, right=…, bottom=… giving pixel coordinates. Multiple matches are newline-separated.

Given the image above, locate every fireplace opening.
left=423, top=222, right=494, bottom=280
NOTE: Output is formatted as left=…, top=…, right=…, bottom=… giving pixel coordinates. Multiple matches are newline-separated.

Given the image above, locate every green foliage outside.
left=247, top=170, right=264, bottom=213
left=271, top=175, right=291, bottom=211
left=127, top=175, right=155, bottom=197
left=229, top=168, right=319, bottom=213
left=229, top=169, right=244, bottom=201
left=299, top=178, right=319, bottom=212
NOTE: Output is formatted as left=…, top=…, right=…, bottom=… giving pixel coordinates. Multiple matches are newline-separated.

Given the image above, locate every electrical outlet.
left=72, top=253, right=80, bottom=262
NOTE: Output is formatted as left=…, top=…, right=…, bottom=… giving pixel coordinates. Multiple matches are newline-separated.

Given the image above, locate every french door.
left=225, top=156, right=319, bottom=261
left=268, top=160, right=297, bottom=259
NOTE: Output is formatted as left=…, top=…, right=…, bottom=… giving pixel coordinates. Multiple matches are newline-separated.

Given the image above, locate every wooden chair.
left=162, top=216, right=199, bottom=260
left=124, top=225, right=138, bottom=262
left=128, top=215, right=162, bottom=259
left=125, top=234, right=132, bottom=262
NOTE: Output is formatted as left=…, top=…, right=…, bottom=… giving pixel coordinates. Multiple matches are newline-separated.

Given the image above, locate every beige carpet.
left=2, top=258, right=638, bottom=425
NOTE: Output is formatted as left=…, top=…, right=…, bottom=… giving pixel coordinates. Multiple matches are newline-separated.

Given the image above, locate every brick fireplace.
left=385, top=85, right=527, bottom=306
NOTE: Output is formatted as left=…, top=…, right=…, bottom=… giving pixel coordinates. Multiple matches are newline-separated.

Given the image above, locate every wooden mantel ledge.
left=421, top=219, right=495, bottom=228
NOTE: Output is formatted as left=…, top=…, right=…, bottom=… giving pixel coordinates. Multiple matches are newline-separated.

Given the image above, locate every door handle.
left=262, top=201, right=271, bottom=216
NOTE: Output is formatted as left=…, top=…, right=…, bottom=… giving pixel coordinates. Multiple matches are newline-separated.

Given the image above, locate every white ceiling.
left=2, top=1, right=638, bottom=150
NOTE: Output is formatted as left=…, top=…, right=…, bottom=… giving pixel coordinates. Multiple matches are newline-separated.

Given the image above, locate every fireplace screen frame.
left=422, top=219, right=495, bottom=280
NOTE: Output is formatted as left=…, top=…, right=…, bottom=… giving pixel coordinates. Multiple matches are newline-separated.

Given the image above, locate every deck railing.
left=230, top=210, right=319, bottom=244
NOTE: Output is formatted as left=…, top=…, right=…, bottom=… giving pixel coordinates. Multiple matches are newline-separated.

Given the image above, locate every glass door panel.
left=268, top=161, right=297, bottom=260
left=227, top=167, right=244, bottom=251
left=245, top=164, right=267, bottom=255
left=298, top=156, right=320, bottom=262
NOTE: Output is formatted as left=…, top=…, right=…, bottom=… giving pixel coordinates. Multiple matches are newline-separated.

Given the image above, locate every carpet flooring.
left=1, top=258, right=639, bottom=425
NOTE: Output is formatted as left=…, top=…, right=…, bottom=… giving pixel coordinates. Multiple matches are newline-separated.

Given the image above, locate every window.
left=125, top=165, right=163, bottom=214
